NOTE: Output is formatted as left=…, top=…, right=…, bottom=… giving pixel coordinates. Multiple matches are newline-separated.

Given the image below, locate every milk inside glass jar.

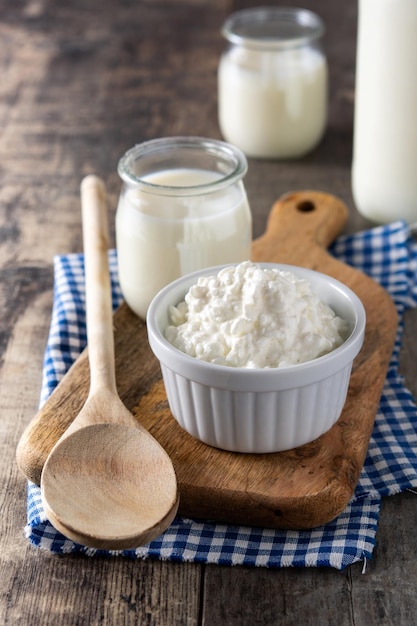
left=116, top=137, right=252, bottom=319
left=352, top=0, right=417, bottom=224
left=218, top=7, right=327, bottom=159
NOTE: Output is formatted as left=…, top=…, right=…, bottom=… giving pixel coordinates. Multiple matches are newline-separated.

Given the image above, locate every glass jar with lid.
left=116, top=136, right=252, bottom=319
left=218, top=7, right=327, bottom=159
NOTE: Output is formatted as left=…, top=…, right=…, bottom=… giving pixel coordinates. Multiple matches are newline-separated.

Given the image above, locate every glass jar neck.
left=118, top=136, right=248, bottom=197
left=222, top=7, right=325, bottom=52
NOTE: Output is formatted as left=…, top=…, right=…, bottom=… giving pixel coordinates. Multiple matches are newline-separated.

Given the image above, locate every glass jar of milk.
left=218, top=7, right=327, bottom=159
left=116, top=137, right=252, bottom=319
left=352, top=0, right=417, bottom=224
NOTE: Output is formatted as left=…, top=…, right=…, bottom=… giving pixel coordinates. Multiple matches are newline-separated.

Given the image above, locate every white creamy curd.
left=165, top=262, right=348, bottom=369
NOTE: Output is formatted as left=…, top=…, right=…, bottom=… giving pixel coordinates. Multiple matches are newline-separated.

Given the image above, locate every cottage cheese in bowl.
left=146, top=261, right=365, bottom=453
left=165, top=261, right=349, bottom=368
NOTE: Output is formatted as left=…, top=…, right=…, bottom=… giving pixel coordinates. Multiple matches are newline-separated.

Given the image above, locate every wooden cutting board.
left=16, top=191, right=398, bottom=530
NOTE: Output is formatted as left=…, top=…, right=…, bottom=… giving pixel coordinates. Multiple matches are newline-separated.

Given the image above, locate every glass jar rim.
left=221, top=6, right=325, bottom=50
left=117, top=136, right=248, bottom=197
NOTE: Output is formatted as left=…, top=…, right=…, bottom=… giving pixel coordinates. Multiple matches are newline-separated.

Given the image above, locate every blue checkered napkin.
left=25, top=222, right=417, bottom=570
left=330, top=223, right=417, bottom=499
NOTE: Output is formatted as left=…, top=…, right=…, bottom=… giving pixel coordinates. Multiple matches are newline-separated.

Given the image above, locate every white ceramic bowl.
left=146, top=264, right=366, bottom=453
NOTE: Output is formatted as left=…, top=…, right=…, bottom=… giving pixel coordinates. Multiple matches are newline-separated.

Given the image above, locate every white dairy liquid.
left=352, top=0, right=417, bottom=223
left=116, top=168, right=252, bottom=319
left=218, top=46, right=327, bottom=159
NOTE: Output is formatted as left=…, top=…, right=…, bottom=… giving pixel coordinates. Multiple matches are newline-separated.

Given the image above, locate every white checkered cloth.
left=25, top=221, right=417, bottom=569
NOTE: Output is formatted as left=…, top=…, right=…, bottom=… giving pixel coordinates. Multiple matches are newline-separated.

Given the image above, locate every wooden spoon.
left=39, top=175, right=179, bottom=550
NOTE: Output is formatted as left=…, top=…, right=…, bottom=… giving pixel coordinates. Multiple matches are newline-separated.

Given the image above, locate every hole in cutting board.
left=297, top=200, right=315, bottom=212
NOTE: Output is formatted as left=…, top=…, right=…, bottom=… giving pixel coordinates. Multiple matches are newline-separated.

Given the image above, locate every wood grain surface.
left=16, top=190, right=397, bottom=530
left=2, top=0, right=417, bottom=624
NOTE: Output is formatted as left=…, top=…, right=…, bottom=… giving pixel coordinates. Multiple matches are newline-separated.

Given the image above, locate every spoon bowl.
left=42, top=423, right=178, bottom=549
left=40, top=175, right=179, bottom=550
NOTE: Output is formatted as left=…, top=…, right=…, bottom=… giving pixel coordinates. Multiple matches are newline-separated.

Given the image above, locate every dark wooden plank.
left=1, top=0, right=417, bottom=624
left=399, top=308, right=417, bottom=400
left=349, top=492, right=417, bottom=626
left=2, top=544, right=201, bottom=625
left=203, top=564, right=354, bottom=625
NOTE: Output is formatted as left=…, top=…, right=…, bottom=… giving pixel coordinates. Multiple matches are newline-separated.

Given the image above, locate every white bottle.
left=218, top=7, right=327, bottom=159
left=352, top=0, right=417, bottom=224
left=116, top=137, right=252, bottom=319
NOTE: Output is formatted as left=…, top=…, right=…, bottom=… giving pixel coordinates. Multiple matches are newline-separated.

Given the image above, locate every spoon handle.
left=80, top=175, right=117, bottom=395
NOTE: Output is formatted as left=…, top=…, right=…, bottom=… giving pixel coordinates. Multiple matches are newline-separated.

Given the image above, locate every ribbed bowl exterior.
left=147, top=263, right=366, bottom=454
left=160, top=362, right=352, bottom=453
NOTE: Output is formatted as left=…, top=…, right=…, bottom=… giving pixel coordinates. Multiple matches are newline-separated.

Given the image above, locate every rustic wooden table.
left=1, top=0, right=417, bottom=624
